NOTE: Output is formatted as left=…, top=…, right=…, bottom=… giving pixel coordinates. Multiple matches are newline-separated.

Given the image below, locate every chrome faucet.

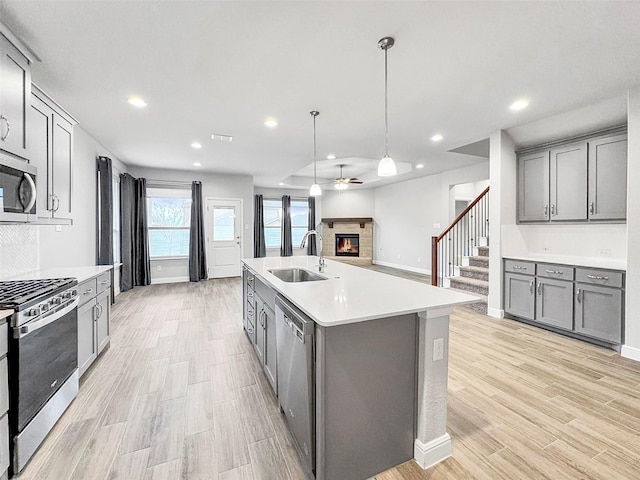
left=300, top=230, right=325, bottom=272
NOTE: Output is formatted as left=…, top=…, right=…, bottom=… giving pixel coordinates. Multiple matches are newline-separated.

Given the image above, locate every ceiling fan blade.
left=348, top=180, right=364, bottom=184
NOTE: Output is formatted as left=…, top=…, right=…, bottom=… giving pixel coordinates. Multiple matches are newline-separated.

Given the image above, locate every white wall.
left=128, top=166, right=253, bottom=282
left=623, top=86, right=640, bottom=360
left=321, top=189, right=375, bottom=218
left=38, top=127, right=125, bottom=269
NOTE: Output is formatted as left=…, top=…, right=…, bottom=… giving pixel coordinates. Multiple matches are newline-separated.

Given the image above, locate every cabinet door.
left=263, top=303, right=277, bottom=392
left=574, top=283, right=622, bottom=343
left=550, top=142, right=587, bottom=221
left=535, top=278, right=573, bottom=331
left=77, top=300, right=97, bottom=377
left=588, top=134, right=627, bottom=221
left=96, top=290, right=110, bottom=354
left=0, top=34, right=31, bottom=160
left=254, top=304, right=266, bottom=366
left=504, top=273, right=535, bottom=320
left=518, top=151, right=550, bottom=222
left=28, top=94, right=53, bottom=217
left=52, top=114, right=73, bottom=218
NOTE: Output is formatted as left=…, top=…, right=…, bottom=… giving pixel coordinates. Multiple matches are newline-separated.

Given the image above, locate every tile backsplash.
left=0, top=225, right=39, bottom=278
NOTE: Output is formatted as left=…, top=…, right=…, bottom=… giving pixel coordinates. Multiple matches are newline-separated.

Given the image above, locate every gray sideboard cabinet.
left=504, top=260, right=536, bottom=320
left=535, top=264, right=574, bottom=331
left=574, top=268, right=624, bottom=343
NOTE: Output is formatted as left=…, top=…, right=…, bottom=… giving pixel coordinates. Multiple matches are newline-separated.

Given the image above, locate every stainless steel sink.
left=268, top=268, right=327, bottom=283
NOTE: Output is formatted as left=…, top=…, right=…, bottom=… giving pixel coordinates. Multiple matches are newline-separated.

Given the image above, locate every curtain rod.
left=146, top=179, right=192, bottom=189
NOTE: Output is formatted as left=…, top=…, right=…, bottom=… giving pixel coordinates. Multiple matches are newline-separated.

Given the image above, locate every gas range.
left=0, top=278, right=78, bottom=327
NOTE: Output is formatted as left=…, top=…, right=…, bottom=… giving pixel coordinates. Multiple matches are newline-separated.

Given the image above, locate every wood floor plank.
left=213, top=400, right=250, bottom=474
left=145, top=459, right=181, bottom=480
left=247, top=436, right=291, bottom=480
left=182, top=430, right=217, bottom=479
left=70, top=422, right=126, bottom=480
left=148, top=397, right=187, bottom=467
left=162, top=361, right=189, bottom=401
left=218, top=464, right=254, bottom=480
left=107, top=448, right=150, bottom=480
left=185, top=381, right=215, bottom=436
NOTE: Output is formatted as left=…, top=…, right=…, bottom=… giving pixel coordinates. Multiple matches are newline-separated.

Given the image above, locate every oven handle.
left=15, top=298, right=79, bottom=339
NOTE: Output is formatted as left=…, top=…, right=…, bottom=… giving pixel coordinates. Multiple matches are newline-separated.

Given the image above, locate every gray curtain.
left=189, top=181, right=208, bottom=282
left=254, top=194, right=266, bottom=258
left=307, top=196, right=317, bottom=255
left=120, top=174, right=151, bottom=292
left=96, top=156, right=113, bottom=265
left=280, top=195, right=292, bottom=256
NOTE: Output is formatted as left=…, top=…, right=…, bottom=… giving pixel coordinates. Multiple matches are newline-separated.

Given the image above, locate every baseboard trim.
left=621, top=345, right=640, bottom=362
left=372, top=260, right=431, bottom=276
left=487, top=306, right=504, bottom=319
left=151, top=276, right=189, bottom=285
left=414, top=434, right=452, bottom=469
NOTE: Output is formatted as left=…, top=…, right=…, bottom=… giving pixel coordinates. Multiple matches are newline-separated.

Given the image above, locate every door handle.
left=544, top=205, right=548, bottom=217
left=589, top=201, right=595, bottom=215
left=551, top=205, right=556, bottom=216
left=537, top=282, right=542, bottom=295
left=0, top=114, right=10, bottom=141
left=529, top=280, right=534, bottom=294
left=576, top=288, right=582, bottom=302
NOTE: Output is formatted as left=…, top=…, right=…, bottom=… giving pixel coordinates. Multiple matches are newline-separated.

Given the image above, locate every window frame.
left=262, top=197, right=309, bottom=252
left=146, top=187, right=192, bottom=260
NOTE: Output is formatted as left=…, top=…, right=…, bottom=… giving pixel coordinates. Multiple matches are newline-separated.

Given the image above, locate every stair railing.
left=431, top=186, right=490, bottom=286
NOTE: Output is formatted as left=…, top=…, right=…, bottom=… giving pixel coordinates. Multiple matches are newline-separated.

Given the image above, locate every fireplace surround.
left=321, top=217, right=373, bottom=266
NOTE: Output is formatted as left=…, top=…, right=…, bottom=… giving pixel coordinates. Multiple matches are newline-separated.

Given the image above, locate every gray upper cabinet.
left=588, top=134, right=628, bottom=221
left=517, top=129, right=627, bottom=223
left=0, top=33, right=31, bottom=161
left=518, top=150, right=550, bottom=222
left=28, top=87, right=76, bottom=221
left=549, top=142, right=587, bottom=221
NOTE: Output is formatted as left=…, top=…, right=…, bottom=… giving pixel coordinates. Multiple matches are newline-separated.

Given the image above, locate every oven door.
left=11, top=298, right=78, bottom=432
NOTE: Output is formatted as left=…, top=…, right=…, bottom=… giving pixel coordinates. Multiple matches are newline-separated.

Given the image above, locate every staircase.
left=449, top=244, right=489, bottom=313
left=432, top=187, right=490, bottom=314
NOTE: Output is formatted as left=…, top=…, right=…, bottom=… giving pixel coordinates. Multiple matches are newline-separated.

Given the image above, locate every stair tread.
left=450, top=276, right=488, bottom=287
left=460, top=265, right=489, bottom=273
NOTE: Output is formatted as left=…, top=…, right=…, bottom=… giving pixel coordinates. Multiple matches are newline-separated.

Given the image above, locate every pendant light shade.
left=309, top=110, right=322, bottom=196
left=378, top=36, right=397, bottom=177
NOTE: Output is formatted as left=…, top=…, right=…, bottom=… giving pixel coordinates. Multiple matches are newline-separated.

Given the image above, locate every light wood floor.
left=17, top=275, right=640, bottom=480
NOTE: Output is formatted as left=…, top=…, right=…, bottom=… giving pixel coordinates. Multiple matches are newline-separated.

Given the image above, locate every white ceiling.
left=1, top=1, right=639, bottom=190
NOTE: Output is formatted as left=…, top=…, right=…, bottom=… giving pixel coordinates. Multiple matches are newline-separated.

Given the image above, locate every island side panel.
left=315, top=313, right=418, bottom=480
left=414, top=308, right=453, bottom=469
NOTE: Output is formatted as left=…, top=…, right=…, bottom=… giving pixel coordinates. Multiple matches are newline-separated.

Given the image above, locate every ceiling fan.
left=328, top=165, right=363, bottom=190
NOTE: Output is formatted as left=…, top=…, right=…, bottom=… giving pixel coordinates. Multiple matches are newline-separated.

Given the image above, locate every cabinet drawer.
left=504, top=259, right=535, bottom=275
left=78, top=278, right=98, bottom=306
left=246, top=271, right=255, bottom=290
left=536, top=263, right=574, bottom=280
left=575, top=268, right=623, bottom=288
left=0, top=413, right=8, bottom=475
left=96, top=272, right=111, bottom=295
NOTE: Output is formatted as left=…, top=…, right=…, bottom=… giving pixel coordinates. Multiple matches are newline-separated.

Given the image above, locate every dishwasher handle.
left=276, top=296, right=314, bottom=341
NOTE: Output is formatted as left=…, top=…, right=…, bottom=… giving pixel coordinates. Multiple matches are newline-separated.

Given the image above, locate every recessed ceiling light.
left=278, top=182, right=285, bottom=186
left=193, top=162, right=201, bottom=167
left=127, top=96, right=147, bottom=108
left=431, top=134, right=443, bottom=142
left=191, top=142, right=202, bottom=149
left=264, top=117, right=278, bottom=128
left=510, top=99, right=529, bottom=111
left=326, top=154, right=336, bottom=160
left=416, top=163, right=424, bottom=169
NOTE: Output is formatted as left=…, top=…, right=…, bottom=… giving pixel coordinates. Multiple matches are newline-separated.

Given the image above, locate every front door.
left=206, top=198, right=242, bottom=278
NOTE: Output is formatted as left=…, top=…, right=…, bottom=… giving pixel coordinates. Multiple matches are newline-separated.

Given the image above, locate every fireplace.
left=335, top=234, right=359, bottom=257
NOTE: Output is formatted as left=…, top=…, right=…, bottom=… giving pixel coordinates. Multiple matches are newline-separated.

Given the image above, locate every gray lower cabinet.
left=242, top=269, right=277, bottom=393
left=535, top=277, right=573, bottom=331
left=504, top=259, right=624, bottom=345
left=504, top=273, right=535, bottom=320
left=77, top=272, right=111, bottom=377
left=575, top=283, right=622, bottom=343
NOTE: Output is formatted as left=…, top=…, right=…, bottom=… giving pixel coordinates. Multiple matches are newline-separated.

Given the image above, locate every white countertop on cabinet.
left=242, top=256, right=479, bottom=327
left=504, top=254, right=626, bottom=271
left=0, top=310, right=12, bottom=321
left=2, top=265, right=113, bottom=283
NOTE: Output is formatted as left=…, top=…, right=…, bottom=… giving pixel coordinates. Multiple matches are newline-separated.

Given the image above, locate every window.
left=147, top=188, right=192, bottom=258
left=263, top=198, right=309, bottom=250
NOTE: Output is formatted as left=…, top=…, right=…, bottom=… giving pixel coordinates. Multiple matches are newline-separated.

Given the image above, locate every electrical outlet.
left=417, top=257, right=420, bottom=263
left=433, top=338, right=444, bottom=361
left=156, top=265, right=162, bottom=272
left=433, top=223, right=441, bottom=229
left=55, top=225, right=62, bottom=232
left=598, top=249, right=611, bottom=257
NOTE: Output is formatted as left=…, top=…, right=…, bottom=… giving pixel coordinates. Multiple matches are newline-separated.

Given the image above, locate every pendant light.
left=309, top=110, right=322, bottom=196
left=377, top=36, right=397, bottom=177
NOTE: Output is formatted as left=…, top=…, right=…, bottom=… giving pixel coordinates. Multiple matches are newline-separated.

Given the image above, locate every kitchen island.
left=242, top=256, right=478, bottom=480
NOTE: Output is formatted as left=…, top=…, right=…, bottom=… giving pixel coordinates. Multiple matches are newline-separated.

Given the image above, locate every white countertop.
left=504, top=254, right=626, bottom=271
left=3, top=265, right=113, bottom=283
left=242, top=256, right=479, bottom=327
left=0, top=309, right=13, bottom=321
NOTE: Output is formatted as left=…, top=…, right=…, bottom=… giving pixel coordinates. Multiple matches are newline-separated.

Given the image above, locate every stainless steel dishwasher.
left=275, top=296, right=315, bottom=473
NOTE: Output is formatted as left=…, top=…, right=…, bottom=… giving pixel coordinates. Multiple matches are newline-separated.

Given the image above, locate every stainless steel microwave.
left=0, top=155, right=37, bottom=222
